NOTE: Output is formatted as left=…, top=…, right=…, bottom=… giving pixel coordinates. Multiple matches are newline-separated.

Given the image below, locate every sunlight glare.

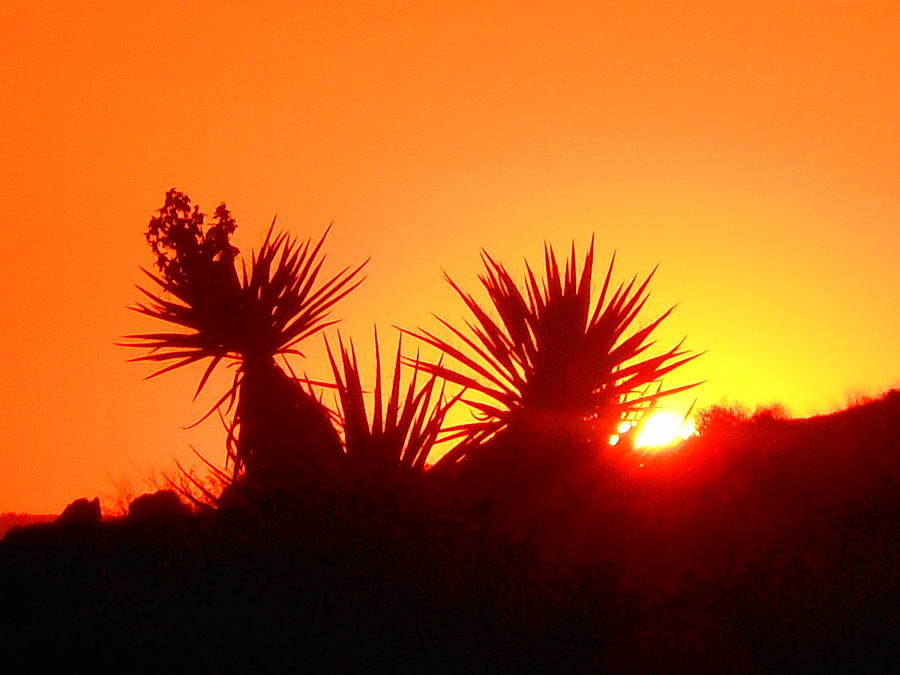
left=634, top=411, right=696, bottom=450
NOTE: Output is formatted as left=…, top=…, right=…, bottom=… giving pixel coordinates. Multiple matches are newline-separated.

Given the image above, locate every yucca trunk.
left=236, top=356, right=344, bottom=489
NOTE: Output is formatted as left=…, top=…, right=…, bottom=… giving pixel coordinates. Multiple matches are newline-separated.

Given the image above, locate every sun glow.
left=633, top=411, right=696, bottom=450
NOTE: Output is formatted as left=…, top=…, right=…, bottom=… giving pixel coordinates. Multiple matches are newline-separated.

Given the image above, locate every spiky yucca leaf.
left=408, top=237, right=699, bottom=460
left=326, top=331, right=460, bottom=482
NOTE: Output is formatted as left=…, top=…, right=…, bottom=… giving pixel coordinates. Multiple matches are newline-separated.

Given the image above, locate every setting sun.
left=633, top=411, right=697, bottom=450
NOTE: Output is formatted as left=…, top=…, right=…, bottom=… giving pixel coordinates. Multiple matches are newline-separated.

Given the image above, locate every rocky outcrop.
left=56, top=497, right=101, bottom=525
left=126, top=490, right=191, bottom=524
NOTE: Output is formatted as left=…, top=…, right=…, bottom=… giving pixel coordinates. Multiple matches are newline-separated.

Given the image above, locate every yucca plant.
left=325, top=330, right=460, bottom=487
left=123, top=189, right=366, bottom=491
left=407, top=237, right=699, bottom=469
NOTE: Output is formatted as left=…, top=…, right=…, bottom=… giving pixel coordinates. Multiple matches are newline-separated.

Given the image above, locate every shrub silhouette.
left=407, top=238, right=699, bottom=473
left=326, top=330, right=461, bottom=487
left=696, top=402, right=749, bottom=435
left=123, top=189, right=366, bottom=493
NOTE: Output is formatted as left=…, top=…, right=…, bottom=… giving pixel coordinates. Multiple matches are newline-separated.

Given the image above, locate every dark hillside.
left=1, top=393, right=897, bottom=672
left=596, top=390, right=900, bottom=581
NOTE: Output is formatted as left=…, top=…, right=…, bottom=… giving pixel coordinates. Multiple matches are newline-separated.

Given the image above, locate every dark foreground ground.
left=2, top=393, right=898, bottom=672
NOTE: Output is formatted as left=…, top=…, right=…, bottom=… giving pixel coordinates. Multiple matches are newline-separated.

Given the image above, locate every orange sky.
left=1, top=1, right=897, bottom=514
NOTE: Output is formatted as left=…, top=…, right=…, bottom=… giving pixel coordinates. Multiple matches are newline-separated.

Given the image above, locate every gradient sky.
left=1, top=1, right=897, bottom=514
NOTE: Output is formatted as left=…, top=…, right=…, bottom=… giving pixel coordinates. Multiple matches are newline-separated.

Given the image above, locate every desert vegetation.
left=121, top=190, right=697, bottom=499
left=1, top=191, right=897, bottom=671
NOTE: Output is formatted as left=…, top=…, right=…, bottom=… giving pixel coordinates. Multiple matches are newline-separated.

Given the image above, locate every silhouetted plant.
left=123, top=189, right=366, bottom=490
left=407, top=238, right=699, bottom=466
left=326, top=331, right=461, bottom=486
left=751, top=403, right=789, bottom=423
left=167, top=446, right=234, bottom=510
left=696, top=403, right=748, bottom=435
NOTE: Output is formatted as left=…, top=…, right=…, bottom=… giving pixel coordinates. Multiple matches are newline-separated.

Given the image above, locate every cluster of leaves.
left=145, top=189, right=239, bottom=290
left=327, top=332, right=463, bottom=483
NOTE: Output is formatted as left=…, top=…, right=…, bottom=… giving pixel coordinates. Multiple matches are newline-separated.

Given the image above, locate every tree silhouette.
left=123, top=189, right=366, bottom=492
